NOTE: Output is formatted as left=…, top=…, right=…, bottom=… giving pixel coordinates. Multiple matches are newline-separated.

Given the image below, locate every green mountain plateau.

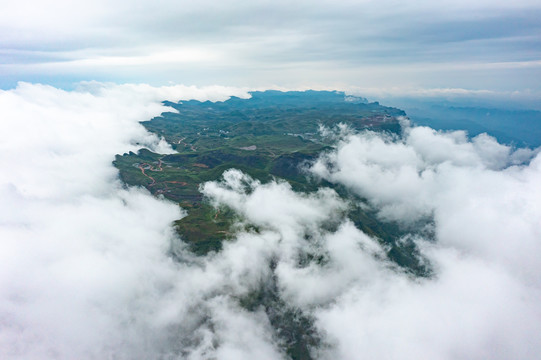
left=114, top=90, right=427, bottom=275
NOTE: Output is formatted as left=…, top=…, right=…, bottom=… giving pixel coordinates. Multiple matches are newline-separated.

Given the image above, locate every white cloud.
left=312, top=124, right=540, bottom=223
left=315, top=250, right=541, bottom=360
left=0, top=82, right=257, bottom=359
left=201, top=169, right=345, bottom=244
left=309, top=124, right=541, bottom=358
left=200, top=131, right=541, bottom=358
left=2, top=83, right=541, bottom=359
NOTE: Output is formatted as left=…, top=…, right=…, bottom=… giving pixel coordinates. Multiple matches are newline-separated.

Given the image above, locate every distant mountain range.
left=388, top=100, right=541, bottom=147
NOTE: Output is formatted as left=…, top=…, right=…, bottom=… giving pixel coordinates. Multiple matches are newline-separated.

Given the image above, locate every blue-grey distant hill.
left=165, top=90, right=373, bottom=111
left=389, top=99, right=541, bottom=147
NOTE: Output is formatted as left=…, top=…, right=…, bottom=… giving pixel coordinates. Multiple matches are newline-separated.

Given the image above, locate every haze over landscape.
left=1, top=1, right=541, bottom=359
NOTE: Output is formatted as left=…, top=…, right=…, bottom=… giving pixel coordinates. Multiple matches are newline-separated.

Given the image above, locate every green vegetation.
left=113, top=90, right=426, bottom=272
left=113, top=90, right=427, bottom=359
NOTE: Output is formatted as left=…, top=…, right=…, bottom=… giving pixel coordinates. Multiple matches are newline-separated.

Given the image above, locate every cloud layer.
left=197, top=124, right=541, bottom=359
left=310, top=124, right=541, bottom=359
left=1, top=83, right=541, bottom=359
left=0, top=82, right=253, bottom=358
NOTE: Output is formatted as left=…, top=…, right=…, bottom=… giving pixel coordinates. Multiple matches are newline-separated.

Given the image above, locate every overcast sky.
left=2, top=0, right=541, bottom=95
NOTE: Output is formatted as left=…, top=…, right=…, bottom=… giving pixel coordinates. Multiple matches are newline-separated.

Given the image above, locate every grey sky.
left=1, top=0, right=541, bottom=93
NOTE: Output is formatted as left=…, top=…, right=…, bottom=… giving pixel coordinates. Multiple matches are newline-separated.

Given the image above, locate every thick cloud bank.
left=1, top=84, right=541, bottom=360
left=0, top=82, right=251, bottom=358
left=199, top=126, right=541, bottom=359
left=310, top=124, right=541, bottom=359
